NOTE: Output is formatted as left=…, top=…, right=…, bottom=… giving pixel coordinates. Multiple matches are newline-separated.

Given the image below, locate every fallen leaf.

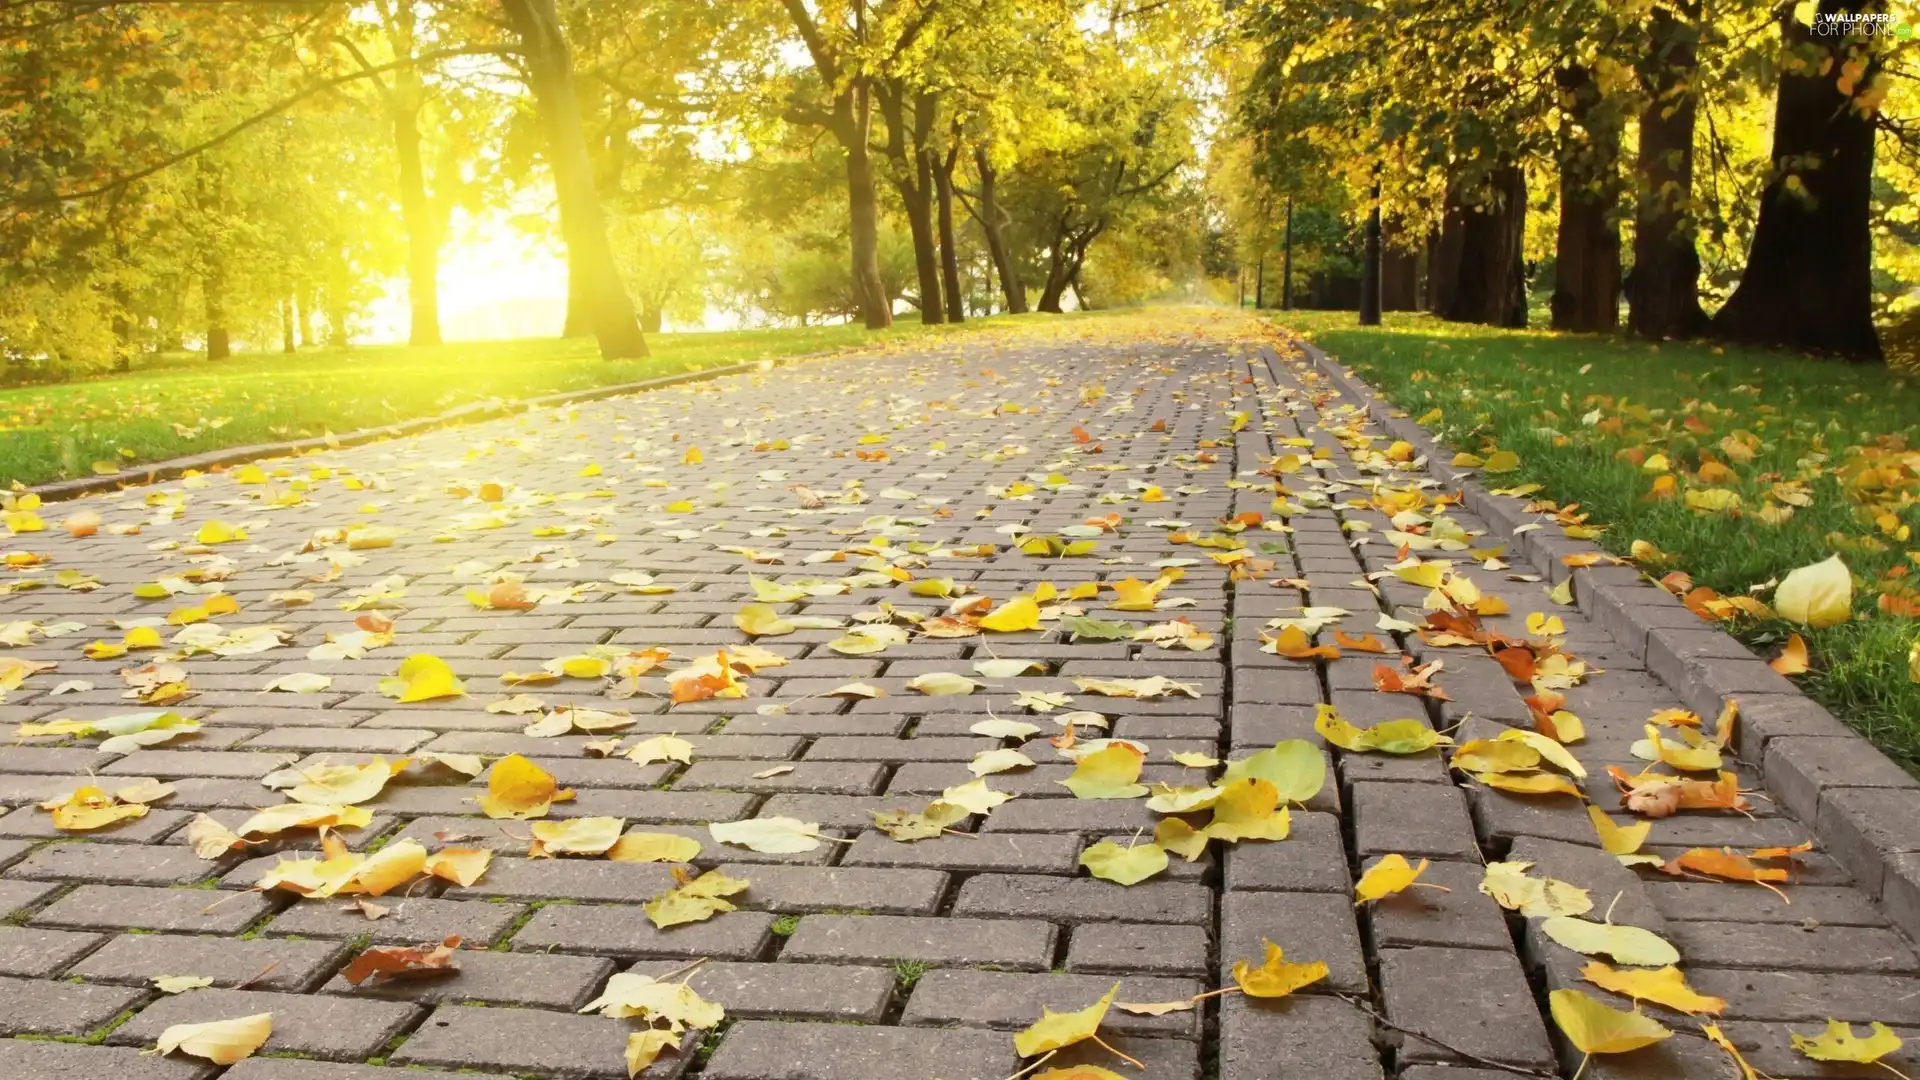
left=153, top=1012, right=273, bottom=1065
left=1059, top=743, right=1149, bottom=799
left=1550, top=989, right=1673, bottom=1055
left=1770, top=633, right=1811, bottom=676
left=579, top=971, right=723, bottom=1031
left=709, top=816, right=821, bottom=854
left=1232, top=940, right=1328, bottom=997
left=645, top=868, right=751, bottom=928
left=154, top=975, right=214, bottom=994
left=1080, top=839, right=1169, bottom=885
left=1774, top=554, right=1852, bottom=628
left=1581, top=962, right=1726, bottom=1015
left=339, top=936, right=463, bottom=985
left=1541, top=916, right=1682, bottom=966
left=1790, top=1019, right=1904, bottom=1065
left=608, top=831, right=703, bottom=863
left=378, top=653, right=466, bottom=703
left=477, top=754, right=574, bottom=819
left=1354, top=853, right=1429, bottom=904
left=1013, top=981, right=1119, bottom=1056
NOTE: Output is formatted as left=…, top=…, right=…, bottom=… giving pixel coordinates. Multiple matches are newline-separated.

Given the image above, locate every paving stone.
left=1219, top=993, right=1385, bottom=1080
left=629, top=959, right=893, bottom=1021
left=393, top=1003, right=695, bottom=1078
left=1506, top=836, right=1665, bottom=931
left=1048, top=1036, right=1201, bottom=1080
left=1648, top=881, right=1886, bottom=926
left=1351, top=780, right=1479, bottom=859
left=1065, top=922, right=1209, bottom=976
left=1688, top=968, right=1920, bottom=1023
left=72, top=933, right=347, bottom=992
left=0, top=924, right=102, bottom=976
left=264, top=896, right=527, bottom=946
left=0, top=805, right=190, bottom=842
left=1220, top=889, right=1366, bottom=993
left=0, top=1040, right=215, bottom=1080
left=109, top=987, right=423, bottom=1061
left=781, top=913, right=1055, bottom=971
left=241, top=727, right=437, bottom=754
left=952, top=874, right=1209, bottom=924
left=977, top=797, right=1166, bottom=834
left=0, top=877, right=62, bottom=917
left=443, top=856, right=677, bottom=902
left=9, top=841, right=227, bottom=885
left=0, top=973, right=147, bottom=1035
left=102, top=749, right=295, bottom=778
left=1664, top=919, right=1919, bottom=973
left=33, top=884, right=275, bottom=933
left=1381, top=946, right=1555, bottom=1069
left=1223, top=810, right=1349, bottom=892
left=675, top=760, right=886, bottom=794
left=1365, top=858, right=1512, bottom=950
left=841, top=830, right=1081, bottom=873
left=703, top=1020, right=1018, bottom=1080
left=511, top=904, right=774, bottom=961
left=902, top=968, right=1202, bottom=1039
left=224, top=1063, right=463, bottom=1080
left=716, top=863, right=949, bottom=915
left=323, top=947, right=612, bottom=1008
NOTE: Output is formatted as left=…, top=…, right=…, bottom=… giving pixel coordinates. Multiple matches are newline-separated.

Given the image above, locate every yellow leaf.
left=1155, top=817, right=1209, bottom=861
left=1791, top=1019, right=1905, bottom=1064
left=38, top=785, right=148, bottom=831
left=1354, top=853, right=1429, bottom=904
left=708, top=816, right=821, bottom=853
left=286, top=758, right=409, bottom=806
left=529, top=817, right=624, bottom=857
left=979, top=596, right=1041, bottom=632
left=1587, top=806, right=1651, bottom=857
left=478, top=754, right=573, bottom=819
left=1482, top=450, right=1520, bottom=473
left=1479, top=860, right=1592, bottom=917
left=1203, top=777, right=1291, bottom=843
left=1581, top=962, right=1726, bottom=1015
left=1232, top=940, right=1328, bottom=997
left=1080, top=840, right=1169, bottom=885
left=1775, top=554, right=1852, bottom=628
left=608, top=831, right=703, bottom=863
left=627, top=1030, right=682, bottom=1077
left=1549, top=989, right=1673, bottom=1054
left=378, top=654, right=466, bottom=703
left=1059, top=743, right=1148, bottom=799
left=645, top=868, right=750, bottom=928
left=734, top=604, right=795, bottom=637
left=1013, top=982, right=1119, bottom=1056
left=424, top=847, right=493, bottom=887
left=154, top=1012, right=273, bottom=1064
left=1541, top=916, right=1681, bottom=966
left=1220, top=739, right=1324, bottom=803
left=626, top=734, right=696, bottom=767
left=194, top=520, right=247, bottom=545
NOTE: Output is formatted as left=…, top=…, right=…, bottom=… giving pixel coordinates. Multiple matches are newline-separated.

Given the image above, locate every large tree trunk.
left=970, top=147, right=1026, bottom=314
left=295, top=289, right=314, bottom=348
left=844, top=130, right=892, bottom=329
left=1551, top=65, right=1623, bottom=333
left=1627, top=3, right=1708, bottom=339
left=1436, top=166, right=1527, bottom=327
left=393, top=91, right=443, bottom=346
left=1381, top=222, right=1419, bottom=310
left=281, top=295, right=296, bottom=353
left=935, top=146, right=965, bottom=322
left=1710, top=0, right=1881, bottom=360
left=1426, top=225, right=1456, bottom=318
left=1037, top=220, right=1072, bottom=314
left=500, top=0, right=649, bottom=358
left=640, top=303, right=663, bottom=335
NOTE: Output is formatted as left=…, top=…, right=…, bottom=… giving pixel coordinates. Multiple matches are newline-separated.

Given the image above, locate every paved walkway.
left=0, top=326, right=1916, bottom=1080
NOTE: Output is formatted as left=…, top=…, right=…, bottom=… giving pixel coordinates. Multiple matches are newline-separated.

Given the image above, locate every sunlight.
left=366, top=211, right=569, bottom=344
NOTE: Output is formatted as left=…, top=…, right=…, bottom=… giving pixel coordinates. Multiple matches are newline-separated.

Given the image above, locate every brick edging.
left=22, top=350, right=833, bottom=504
left=1296, top=335, right=1920, bottom=938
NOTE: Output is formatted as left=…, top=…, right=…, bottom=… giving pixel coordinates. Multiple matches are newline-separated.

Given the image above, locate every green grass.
left=1278, top=309, right=1920, bottom=770
left=0, top=317, right=1030, bottom=489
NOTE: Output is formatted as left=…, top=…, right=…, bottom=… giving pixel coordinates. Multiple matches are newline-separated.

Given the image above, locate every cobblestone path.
left=1, top=324, right=1918, bottom=1080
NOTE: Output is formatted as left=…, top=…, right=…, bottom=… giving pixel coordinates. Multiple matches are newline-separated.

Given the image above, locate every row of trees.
left=1225, top=0, right=1919, bottom=361
left=0, top=0, right=1224, bottom=379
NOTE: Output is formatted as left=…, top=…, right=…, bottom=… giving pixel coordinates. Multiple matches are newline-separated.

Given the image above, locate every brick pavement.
left=0, top=322, right=1917, bottom=1078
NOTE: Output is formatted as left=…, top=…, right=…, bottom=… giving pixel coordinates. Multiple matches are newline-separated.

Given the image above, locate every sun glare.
left=368, top=212, right=568, bottom=344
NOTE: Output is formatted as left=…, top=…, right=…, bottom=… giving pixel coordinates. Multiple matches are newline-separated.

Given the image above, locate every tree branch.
left=9, top=44, right=514, bottom=207
left=780, top=0, right=840, bottom=85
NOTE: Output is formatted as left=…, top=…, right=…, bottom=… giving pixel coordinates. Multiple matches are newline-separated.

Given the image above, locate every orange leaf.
left=339, top=935, right=463, bottom=985
left=1492, top=646, right=1538, bottom=682
left=1769, top=634, right=1810, bottom=676
left=1333, top=630, right=1389, bottom=654
left=1374, top=660, right=1450, bottom=700
left=1266, top=625, right=1340, bottom=661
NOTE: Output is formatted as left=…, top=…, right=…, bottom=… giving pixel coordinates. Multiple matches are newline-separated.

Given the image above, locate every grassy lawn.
left=0, top=317, right=1030, bottom=489
left=1278, top=308, right=1920, bottom=771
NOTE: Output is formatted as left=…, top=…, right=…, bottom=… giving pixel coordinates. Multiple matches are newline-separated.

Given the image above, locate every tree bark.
left=1710, top=0, right=1881, bottom=360
left=500, top=0, right=649, bottom=358
left=640, top=304, right=663, bottom=334
left=204, top=258, right=230, bottom=361
left=1627, top=3, right=1708, bottom=339
left=281, top=295, right=296, bottom=353
left=968, top=147, right=1026, bottom=313
left=1426, top=224, right=1458, bottom=318
left=1551, top=64, right=1623, bottom=333
left=1436, top=166, right=1527, bottom=327
left=1381, top=226, right=1419, bottom=311
left=876, top=86, right=942, bottom=324
left=393, top=88, right=443, bottom=346
left=295, top=289, right=314, bottom=347
left=934, top=145, right=964, bottom=322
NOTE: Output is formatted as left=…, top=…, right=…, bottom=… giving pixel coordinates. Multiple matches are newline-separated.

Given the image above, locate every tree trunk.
left=900, top=152, right=943, bottom=323
left=500, top=0, right=649, bottom=359
left=1381, top=221, right=1419, bottom=310
left=393, top=91, right=443, bottom=346
left=204, top=257, right=230, bottom=361
left=970, top=147, right=1026, bottom=314
left=1627, top=3, right=1708, bottom=339
left=281, top=295, right=296, bottom=353
left=1037, top=223, right=1071, bottom=314
left=1426, top=224, right=1457, bottom=318
left=1436, top=166, right=1527, bottom=327
left=1551, top=64, right=1623, bottom=333
left=641, top=304, right=663, bottom=335
left=935, top=146, right=964, bottom=322
left=1710, top=0, right=1881, bottom=360
left=295, top=289, right=314, bottom=347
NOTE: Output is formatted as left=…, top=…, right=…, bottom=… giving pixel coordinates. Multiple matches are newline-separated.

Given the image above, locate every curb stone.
left=20, top=350, right=840, bottom=504
left=1297, top=334, right=1920, bottom=937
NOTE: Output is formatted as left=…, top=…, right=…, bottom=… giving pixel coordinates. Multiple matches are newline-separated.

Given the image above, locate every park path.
left=0, top=318, right=1915, bottom=1080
